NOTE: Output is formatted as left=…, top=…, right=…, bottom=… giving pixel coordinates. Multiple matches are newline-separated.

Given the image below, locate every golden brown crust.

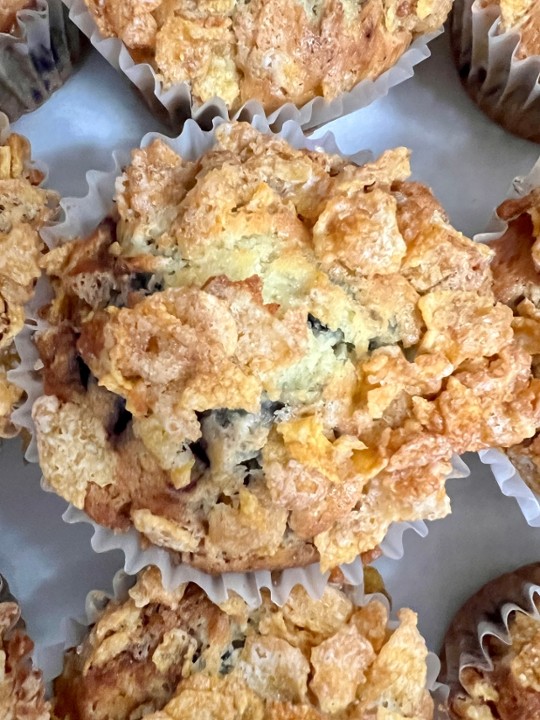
left=82, top=0, right=452, bottom=111
left=34, top=123, right=540, bottom=573
left=53, top=567, right=433, bottom=720
left=0, top=129, right=58, bottom=438
left=0, top=583, right=50, bottom=720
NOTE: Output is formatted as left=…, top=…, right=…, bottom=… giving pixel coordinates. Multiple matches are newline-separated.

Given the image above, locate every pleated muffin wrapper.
left=9, top=116, right=470, bottom=603
left=474, top=157, right=540, bottom=527
left=440, top=562, right=540, bottom=717
left=0, top=0, right=83, bottom=122
left=450, top=0, right=540, bottom=143
left=62, top=0, right=441, bottom=131
left=36, top=568, right=450, bottom=719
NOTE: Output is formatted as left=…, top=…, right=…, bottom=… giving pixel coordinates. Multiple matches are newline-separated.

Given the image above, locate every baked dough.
left=0, top=126, right=57, bottom=438
left=53, top=566, right=433, bottom=720
left=0, top=577, right=50, bottom=720
left=82, top=0, right=452, bottom=112
left=33, top=123, right=540, bottom=573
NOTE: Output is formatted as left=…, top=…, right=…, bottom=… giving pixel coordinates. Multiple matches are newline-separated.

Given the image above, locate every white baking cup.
left=0, top=0, right=82, bottom=122
left=62, top=0, right=441, bottom=131
left=9, top=116, right=470, bottom=602
left=474, top=156, right=540, bottom=527
left=451, top=0, right=540, bottom=143
left=36, top=569, right=450, bottom=720
left=440, top=563, right=540, bottom=716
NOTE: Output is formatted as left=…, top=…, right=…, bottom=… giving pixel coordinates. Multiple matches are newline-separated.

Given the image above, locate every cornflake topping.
left=33, top=123, right=540, bottom=573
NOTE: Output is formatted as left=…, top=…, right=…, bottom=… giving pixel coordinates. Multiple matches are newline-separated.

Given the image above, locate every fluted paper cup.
left=451, top=0, right=540, bottom=142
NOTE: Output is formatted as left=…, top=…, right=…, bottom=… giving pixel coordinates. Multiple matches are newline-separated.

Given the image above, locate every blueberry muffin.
left=53, top=566, right=434, bottom=720
left=32, top=122, right=539, bottom=573
left=81, top=0, right=452, bottom=113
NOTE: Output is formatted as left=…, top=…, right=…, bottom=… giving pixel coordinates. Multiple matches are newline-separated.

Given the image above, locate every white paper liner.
left=0, top=0, right=82, bottom=122
left=440, top=563, right=540, bottom=716
left=36, top=569, right=449, bottom=719
left=451, top=0, right=540, bottom=143
left=474, top=156, right=540, bottom=527
left=62, top=0, right=442, bottom=131
left=9, top=115, right=471, bottom=602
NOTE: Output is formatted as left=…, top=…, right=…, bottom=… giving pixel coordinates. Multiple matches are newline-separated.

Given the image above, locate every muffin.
left=76, top=0, right=452, bottom=120
left=440, top=563, right=540, bottom=720
left=451, top=0, right=540, bottom=142
left=483, top=188, right=540, bottom=495
left=53, top=565, right=434, bottom=720
left=30, top=122, right=540, bottom=575
left=0, top=574, right=50, bottom=720
left=0, top=114, right=58, bottom=438
left=0, top=0, right=82, bottom=121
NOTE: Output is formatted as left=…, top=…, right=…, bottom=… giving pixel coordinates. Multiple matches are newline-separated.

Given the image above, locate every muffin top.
left=82, top=0, right=452, bottom=112
left=0, top=120, right=57, bottom=438
left=443, top=564, right=540, bottom=720
left=0, top=582, right=50, bottom=720
left=489, top=188, right=540, bottom=494
left=493, top=0, right=540, bottom=58
left=53, top=566, right=433, bottom=720
left=0, top=0, right=33, bottom=34
left=32, top=123, right=540, bottom=573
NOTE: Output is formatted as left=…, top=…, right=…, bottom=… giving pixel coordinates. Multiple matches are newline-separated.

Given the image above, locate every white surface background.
left=4, top=31, right=540, bottom=661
